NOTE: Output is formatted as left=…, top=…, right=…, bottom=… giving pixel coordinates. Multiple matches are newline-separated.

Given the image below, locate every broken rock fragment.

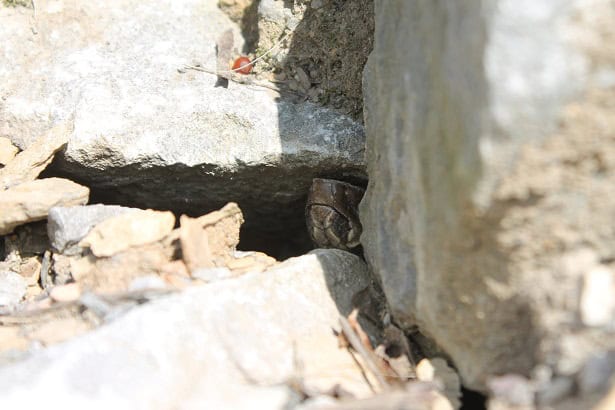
left=0, top=270, right=27, bottom=308
left=79, top=209, right=175, bottom=257
left=0, top=137, right=19, bottom=166
left=48, top=204, right=140, bottom=255
left=18, top=257, right=42, bottom=287
left=0, top=121, right=72, bottom=189
left=70, top=239, right=178, bottom=293
left=0, top=178, right=89, bottom=235
left=179, top=202, right=244, bottom=274
left=416, top=358, right=461, bottom=409
left=49, top=283, right=82, bottom=303
left=226, top=251, right=277, bottom=275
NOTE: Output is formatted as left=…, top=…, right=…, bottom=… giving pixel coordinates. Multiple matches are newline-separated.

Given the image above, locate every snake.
left=305, top=178, right=365, bottom=251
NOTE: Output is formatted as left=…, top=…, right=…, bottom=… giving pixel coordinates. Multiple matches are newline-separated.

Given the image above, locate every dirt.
left=2, top=0, right=31, bottom=7
left=484, top=2, right=615, bottom=375
left=218, top=0, right=374, bottom=120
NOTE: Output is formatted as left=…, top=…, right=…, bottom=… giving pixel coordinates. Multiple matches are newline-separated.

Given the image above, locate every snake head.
left=305, top=178, right=365, bottom=251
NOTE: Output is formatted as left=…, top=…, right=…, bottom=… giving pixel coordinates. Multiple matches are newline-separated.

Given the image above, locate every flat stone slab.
left=0, top=178, right=89, bottom=235
left=0, top=1, right=365, bottom=245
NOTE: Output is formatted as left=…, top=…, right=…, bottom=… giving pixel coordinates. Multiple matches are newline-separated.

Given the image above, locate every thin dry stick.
left=181, top=64, right=283, bottom=92
left=339, top=314, right=390, bottom=390
left=183, top=29, right=291, bottom=78
left=346, top=342, right=378, bottom=394
left=222, top=30, right=292, bottom=75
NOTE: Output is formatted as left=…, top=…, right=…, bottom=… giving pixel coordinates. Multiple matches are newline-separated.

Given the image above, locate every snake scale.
left=305, top=178, right=365, bottom=251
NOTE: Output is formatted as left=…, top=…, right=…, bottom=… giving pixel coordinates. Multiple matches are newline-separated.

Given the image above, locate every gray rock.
left=579, top=266, right=615, bottom=327
left=311, top=0, right=324, bottom=10
left=536, top=377, right=574, bottom=405
left=361, top=0, right=615, bottom=390
left=0, top=249, right=378, bottom=408
left=0, top=270, right=27, bottom=307
left=47, top=204, right=139, bottom=255
left=487, top=374, right=534, bottom=407
left=578, top=352, right=615, bottom=395
left=0, top=0, right=365, bottom=248
left=259, top=0, right=294, bottom=23
left=79, top=209, right=175, bottom=258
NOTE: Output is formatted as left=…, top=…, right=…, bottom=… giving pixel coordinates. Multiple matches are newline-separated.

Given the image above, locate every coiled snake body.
left=305, top=178, right=365, bottom=251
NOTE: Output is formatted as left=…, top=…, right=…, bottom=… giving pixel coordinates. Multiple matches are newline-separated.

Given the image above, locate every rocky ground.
left=0, top=105, right=457, bottom=409
left=1, top=1, right=615, bottom=409
left=0, top=1, right=455, bottom=409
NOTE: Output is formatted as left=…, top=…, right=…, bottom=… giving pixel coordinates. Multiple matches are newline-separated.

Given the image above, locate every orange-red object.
left=232, top=56, right=253, bottom=74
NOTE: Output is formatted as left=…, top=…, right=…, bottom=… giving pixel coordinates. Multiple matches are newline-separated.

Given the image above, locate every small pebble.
left=49, top=283, right=82, bottom=302
left=128, top=275, right=167, bottom=291
left=536, top=377, right=574, bottom=405
left=578, top=352, right=615, bottom=394
left=416, top=358, right=436, bottom=381
left=580, top=265, right=614, bottom=327
left=273, top=72, right=286, bottom=82
left=26, top=285, right=43, bottom=298
left=25, top=297, right=53, bottom=311
left=0, top=270, right=27, bottom=306
left=294, top=67, right=311, bottom=91
left=311, top=0, right=324, bottom=9
left=487, top=374, right=534, bottom=406
left=162, top=273, right=191, bottom=289
left=19, top=257, right=41, bottom=286
left=192, top=267, right=233, bottom=282
left=287, top=79, right=300, bottom=92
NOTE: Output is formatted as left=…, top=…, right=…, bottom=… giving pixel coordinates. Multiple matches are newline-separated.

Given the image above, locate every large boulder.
left=0, top=249, right=378, bottom=409
left=362, top=0, right=615, bottom=393
left=0, top=1, right=365, bottom=255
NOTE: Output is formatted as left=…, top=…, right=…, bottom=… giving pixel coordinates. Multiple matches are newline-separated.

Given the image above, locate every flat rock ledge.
left=0, top=0, right=366, bottom=245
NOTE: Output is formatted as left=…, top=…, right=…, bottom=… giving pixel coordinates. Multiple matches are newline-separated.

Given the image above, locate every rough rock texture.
left=69, top=239, right=179, bottom=293
left=0, top=0, right=366, bottom=257
left=0, top=271, right=27, bottom=307
left=0, top=178, right=89, bottom=235
left=297, top=382, right=454, bottom=410
left=361, top=0, right=615, bottom=392
left=0, top=137, right=19, bottom=166
left=0, top=249, right=378, bottom=409
left=253, top=0, right=374, bottom=119
left=47, top=204, right=139, bottom=255
left=46, top=203, right=277, bottom=293
left=179, top=202, right=244, bottom=273
left=79, top=209, right=175, bottom=257
left=0, top=122, right=70, bottom=189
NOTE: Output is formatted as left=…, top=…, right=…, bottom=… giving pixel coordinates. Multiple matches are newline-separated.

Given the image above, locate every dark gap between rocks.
left=239, top=0, right=261, bottom=53
left=460, top=386, right=487, bottom=410
left=41, top=160, right=320, bottom=260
